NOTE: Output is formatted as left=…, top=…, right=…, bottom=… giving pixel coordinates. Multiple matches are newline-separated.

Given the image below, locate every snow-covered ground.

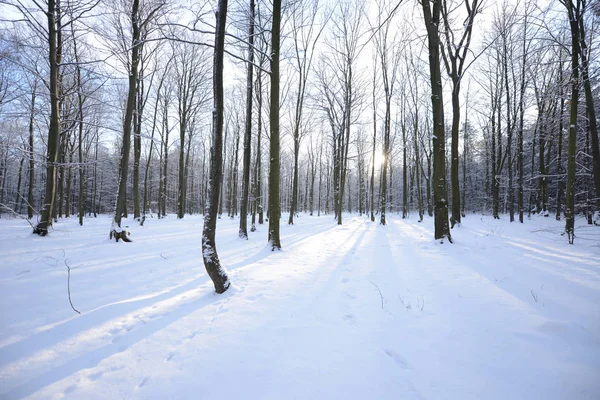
left=0, top=213, right=599, bottom=400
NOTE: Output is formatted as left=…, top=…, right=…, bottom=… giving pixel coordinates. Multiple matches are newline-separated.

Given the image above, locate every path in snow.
left=0, top=214, right=598, bottom=399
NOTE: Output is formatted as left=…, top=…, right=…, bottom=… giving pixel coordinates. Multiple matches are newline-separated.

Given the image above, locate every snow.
left=0, top=214, right=599, bottom=399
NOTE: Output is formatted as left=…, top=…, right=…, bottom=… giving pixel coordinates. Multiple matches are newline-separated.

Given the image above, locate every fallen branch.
left=0, top=203, right=36, bottom=229
left=65, top=259, right=81, bottom=315
left=369, top=280, right=384, bottom=309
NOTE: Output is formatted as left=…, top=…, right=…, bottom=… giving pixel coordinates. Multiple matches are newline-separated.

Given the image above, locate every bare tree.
left=202, top=0, right=231, bottom=293
left=440, top=0, right=481, bottom=228
left=420, top=0, right=452, bottom=242
left=287, top=0, right=326, bottom=225
left=110, top=0, right=165, bottom=241
left=268, top=0, right=282, bottom=249
left=239, top=0, right=255, bottom=239
left=560, top=0, right=582, bottom=243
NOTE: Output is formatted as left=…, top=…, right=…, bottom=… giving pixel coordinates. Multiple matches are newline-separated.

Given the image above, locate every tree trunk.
left=450, top=84, right=461, bottom=227
left=177, top=117, right=187, bottom=219
left=14, top=157, right=24, bottom=213
left=73, top=22, right=85, bottom=226
left=202, top=0, right=231, bottom=293
left=556, top=56, right=565, bottom=221
left=268, top=0, right=282, bottom=249
left=578, top=14, right=600, bottom=218
left=239, top=0, right=255, bottom=238
left=564, top=0, right=580, bottom=244
left=34, top=0, right=61, bottom=236
left=28, top=82, right=37, bottom=220
left=256, top=59, right=263, bottom=225
left=517, top=14, right=528, bottom=223
left=133, top=74, right=143, bottom=220
left=371, top=69, right=377, bottom=222
left=421, top=0, right=452, bottom=242
left=110, top=0, right=142, bottom=242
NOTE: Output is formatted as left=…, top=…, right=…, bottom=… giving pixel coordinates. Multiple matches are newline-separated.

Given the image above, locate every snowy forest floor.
left=0, top=213, right=599, bottom=400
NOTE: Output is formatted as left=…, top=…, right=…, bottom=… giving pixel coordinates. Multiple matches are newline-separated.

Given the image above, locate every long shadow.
left=0, top=275, right=208, bottom=366
left=2, top=284, right=235, bottom=399
left=0, top=218, right=356, bottom=372
left=318, top=220, right=372, bottom=289
left=392, top=217, right=599, bottom=323
left=224, top=219, right=358, bottom=271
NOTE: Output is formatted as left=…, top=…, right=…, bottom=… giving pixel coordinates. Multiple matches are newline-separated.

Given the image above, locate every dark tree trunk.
left=421, top=0, right=452, bottom=242
left=256, top=59, right=263, bottom=225
left=556, top=55, right=565, bottom=221
left=202, top=0, right=231, bottom=293
left=371, top=69, right=377, bottom=222
left=239, top=0, right=255, bottom=238
left=449, top=85, right=461, bottom=226
left=92, top=129, right=98, bottom=217
left=27, top=82, right=37, bottom=220
left=110, top=0, right=142, bottom=242
left=142, top=66, right=167, bottom=225
left=73, top=22, right=85, bottom=226
left=578, top=13, right=600, bottom=216
left=268, top=0, right=282, bottom=249
left=517, top=14, right=528, bottom=223
left=564, top=0, right=581, bottom=244
left=380, top=94, right=390, bottom=225
left=133, top=74, right=143, bottom=220
left=34, top=0, right=61, bottom=236
left=414, top=116, right=424, bottom=221
left=14, top=157, right=24, bottom=213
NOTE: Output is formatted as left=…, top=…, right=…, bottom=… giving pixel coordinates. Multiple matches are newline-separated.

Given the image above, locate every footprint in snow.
left=166, top=352, right=175, bottom=362
left=246, top=293, right=264, bottom=302
left=341, top=278, right=349, bottom=284
left=138, top=377, right=149, bottom=388
left=64, top=385, right=78, bottom=395
left=88, top=370, right=104, bottom=381
left=342, top=314, right=356, bottom=325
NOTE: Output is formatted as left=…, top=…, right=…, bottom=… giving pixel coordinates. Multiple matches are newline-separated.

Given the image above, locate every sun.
left=374, top=152, right=386, bottom=167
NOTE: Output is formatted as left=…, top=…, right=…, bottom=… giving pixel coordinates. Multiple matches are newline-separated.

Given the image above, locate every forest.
left=0, top=0, right=598, bottom=248
left=0, top=0, right=599, bottom=399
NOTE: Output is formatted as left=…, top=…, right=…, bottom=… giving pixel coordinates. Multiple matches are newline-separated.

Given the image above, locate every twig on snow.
left=369, top=280, right=384, bottom=309
left=64, top=259, right=81, bottom=315
left=530, top=289, right=538, bottom=303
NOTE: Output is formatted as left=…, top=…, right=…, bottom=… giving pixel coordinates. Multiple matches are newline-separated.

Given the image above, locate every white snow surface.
left=0, top=214, right=599, bottom=399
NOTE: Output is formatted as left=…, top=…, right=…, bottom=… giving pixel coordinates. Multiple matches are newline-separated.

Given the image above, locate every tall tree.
left=375, top=2, right=401, bottom=226
left=111, top=0, right=141, bottom=241
left=561, top=0, right=582, bottom=243
left=287, top=0, right=325, bottom=225
left=577, top=1, right=600, bottom=221
left=239, top=0, right=255, bottom=239
left=175, top=43, right=209, bottom=219
left=202, top=0, right=231, bottom=293
left=421, top=0, right=452, bottom=242
left=440, top=0, right=481, bottom=228
left=268, top=0, right=282, bottom=249
left=33, top=0, right=61, bottom=236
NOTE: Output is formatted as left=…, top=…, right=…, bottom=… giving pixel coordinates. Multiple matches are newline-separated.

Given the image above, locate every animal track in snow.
left=138, top=376, right=149, bottom=388
left=383, top=348, right=409, bottom=369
